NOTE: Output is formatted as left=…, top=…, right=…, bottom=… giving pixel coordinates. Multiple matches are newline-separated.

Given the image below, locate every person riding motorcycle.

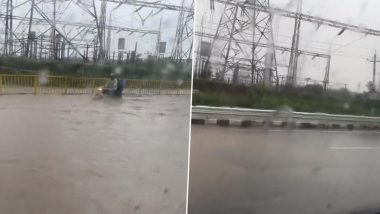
left=102, top=73, right=118, bottom=96
left=98, top=73, right=126, bottom=98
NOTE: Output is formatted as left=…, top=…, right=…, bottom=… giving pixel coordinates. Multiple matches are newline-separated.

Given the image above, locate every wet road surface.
left=0, top=95, right=190, bottom=214
left=189, top=126, right=380, bottom=214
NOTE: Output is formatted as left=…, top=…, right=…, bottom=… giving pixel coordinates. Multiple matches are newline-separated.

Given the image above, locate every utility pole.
left=251, top=0, right=257, bottom=85
left=4, top=0, right=13, bottom=56
left=323, top=56, right=331, bottom=91
left=51, top=0, right=56, bottom=60
left=155, top=18, right=162, bottom=59
left=367, top=51, right=380, bottom=90
left=133, top=42, right=138, bottom=61
left=9, top=0, right=13, bottom=55
left=86, top=44, right=89, bottom=60
left=39, top=35, right=42, bottom=59
left=26, top=0, right=35, bottom=57
left=98, top=0, right=107, bottom=60
left=106, top=10, right=112, bottom=61
left=287, top=0, right=302, bottom=86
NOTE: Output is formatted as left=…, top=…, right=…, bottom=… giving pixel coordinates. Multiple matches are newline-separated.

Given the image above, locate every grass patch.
left=193, top=79, right=380, bottom=117
left=0, top=57, right=192, bottom=80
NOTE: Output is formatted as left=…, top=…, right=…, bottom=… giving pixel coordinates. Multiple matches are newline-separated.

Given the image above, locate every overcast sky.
left=0, top=0, right=191, bottom=58
left=195, top=0, right=380, bottom=92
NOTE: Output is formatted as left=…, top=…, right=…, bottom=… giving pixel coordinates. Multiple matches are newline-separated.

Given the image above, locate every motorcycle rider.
left=114, top=78, right=126, bottom=98
left=102, top=73, right=118, bottom=95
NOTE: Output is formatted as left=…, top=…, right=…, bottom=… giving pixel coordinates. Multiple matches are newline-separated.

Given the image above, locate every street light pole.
left=367, top=50, right=380, bottom=91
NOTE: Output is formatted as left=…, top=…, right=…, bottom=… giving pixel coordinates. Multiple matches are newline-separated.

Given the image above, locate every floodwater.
left=0, top=95, right=190, bottom=214
left=189, top=126, right=380, bottom=214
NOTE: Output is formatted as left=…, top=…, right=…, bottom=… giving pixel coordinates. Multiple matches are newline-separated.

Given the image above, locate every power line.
left=305, top=0, right=320, bottom=14
left=331, top=34, right=367, bottom=52
left=199, top=20, right=379, bottom=54
left=198, top=27, right=371, bottom=60
left=214, top=0, right=380, bottom=37
left=274, top=33, right=376, bottom=52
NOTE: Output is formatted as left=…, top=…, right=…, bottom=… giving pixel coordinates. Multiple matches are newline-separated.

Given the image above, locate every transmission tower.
left=97, top=0, right=107, bottom=60
left=51, top=0, right=57, bottom=59
left=206, top=0, right=278, bottom=85
left=0, top=0, right=192, bottom=63
left=171, top=0, right=194, bottom=62
left=4, top=0, right=13, bottom=56
left=250, top=0, right=278, bottom=86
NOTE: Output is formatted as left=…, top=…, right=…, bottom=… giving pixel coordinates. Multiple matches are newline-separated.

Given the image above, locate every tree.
left=366, top=81, right=375, bottom=92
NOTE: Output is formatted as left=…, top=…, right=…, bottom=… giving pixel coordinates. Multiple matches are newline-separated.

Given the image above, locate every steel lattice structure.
left=171, top=0, right=194, bottom=61
left=195, top=31, right=331, bottom=86
left=201, top=0, right=278, bottom=85
left=196, top=0, right=380, bottom=88
left=0, top=0, right=194, bottom=62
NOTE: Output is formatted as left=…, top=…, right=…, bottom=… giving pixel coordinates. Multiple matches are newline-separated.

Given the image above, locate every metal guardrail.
left=192, top=106, right=380, bottom=127
left=0, top=74, right=191, bottom=95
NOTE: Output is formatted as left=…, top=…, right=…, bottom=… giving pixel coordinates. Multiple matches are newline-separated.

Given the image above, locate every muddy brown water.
left=0, top=95, right=190, bottom=214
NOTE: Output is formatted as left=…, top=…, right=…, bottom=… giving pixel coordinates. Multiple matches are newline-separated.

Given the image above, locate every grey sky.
left=195, top=0, right=380, bottom=92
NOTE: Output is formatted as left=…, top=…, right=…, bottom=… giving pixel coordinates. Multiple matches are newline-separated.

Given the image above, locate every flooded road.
left=0, top=95, right=190, bottom=214
left=189, top=126, right=380, bottom=214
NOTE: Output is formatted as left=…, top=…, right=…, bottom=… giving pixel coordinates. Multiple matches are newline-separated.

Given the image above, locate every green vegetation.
left=193, top=79, right=380, bottom=117
left=0, top=57, right=191, bottom=80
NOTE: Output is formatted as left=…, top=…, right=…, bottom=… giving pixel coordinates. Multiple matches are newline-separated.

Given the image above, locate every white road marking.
left=330, top=147, right=379, bottom=150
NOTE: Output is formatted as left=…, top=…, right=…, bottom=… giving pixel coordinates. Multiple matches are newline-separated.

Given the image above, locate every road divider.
left=192, top=106, right=380, bottom=130
left=0, top=74, right=191, bottom=95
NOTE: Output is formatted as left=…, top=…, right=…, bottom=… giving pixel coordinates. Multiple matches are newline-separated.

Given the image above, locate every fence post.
left=64, top=77, right=68, bottom=95
left=159, top=81, right=162, bottom=95
left=0, top=75, right=3, bottom=95
left=34, top=75, right=38, bottom=95
left=91, top=79, right=95, bottom=94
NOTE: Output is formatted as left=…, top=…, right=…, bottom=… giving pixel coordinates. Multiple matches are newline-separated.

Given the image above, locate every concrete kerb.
left=191, top=118, right=380, bottom=131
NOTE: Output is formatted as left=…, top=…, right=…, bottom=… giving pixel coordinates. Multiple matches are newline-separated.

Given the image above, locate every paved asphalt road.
left=189, top=125, right=380, bottom=214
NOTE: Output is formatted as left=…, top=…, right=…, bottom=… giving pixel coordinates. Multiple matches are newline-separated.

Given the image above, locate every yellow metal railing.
left=0, top=74, right=191, bottom=95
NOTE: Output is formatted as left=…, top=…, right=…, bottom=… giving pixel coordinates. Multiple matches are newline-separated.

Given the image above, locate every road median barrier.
left=192, top=106, right=380, bottom=131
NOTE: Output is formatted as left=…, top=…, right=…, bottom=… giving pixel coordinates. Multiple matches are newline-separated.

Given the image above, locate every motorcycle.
left=93, top=82, right=125, bottom=100
left=93, top=86, right=106, bottom=100
left=93, top=86, right=122, bottom=100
